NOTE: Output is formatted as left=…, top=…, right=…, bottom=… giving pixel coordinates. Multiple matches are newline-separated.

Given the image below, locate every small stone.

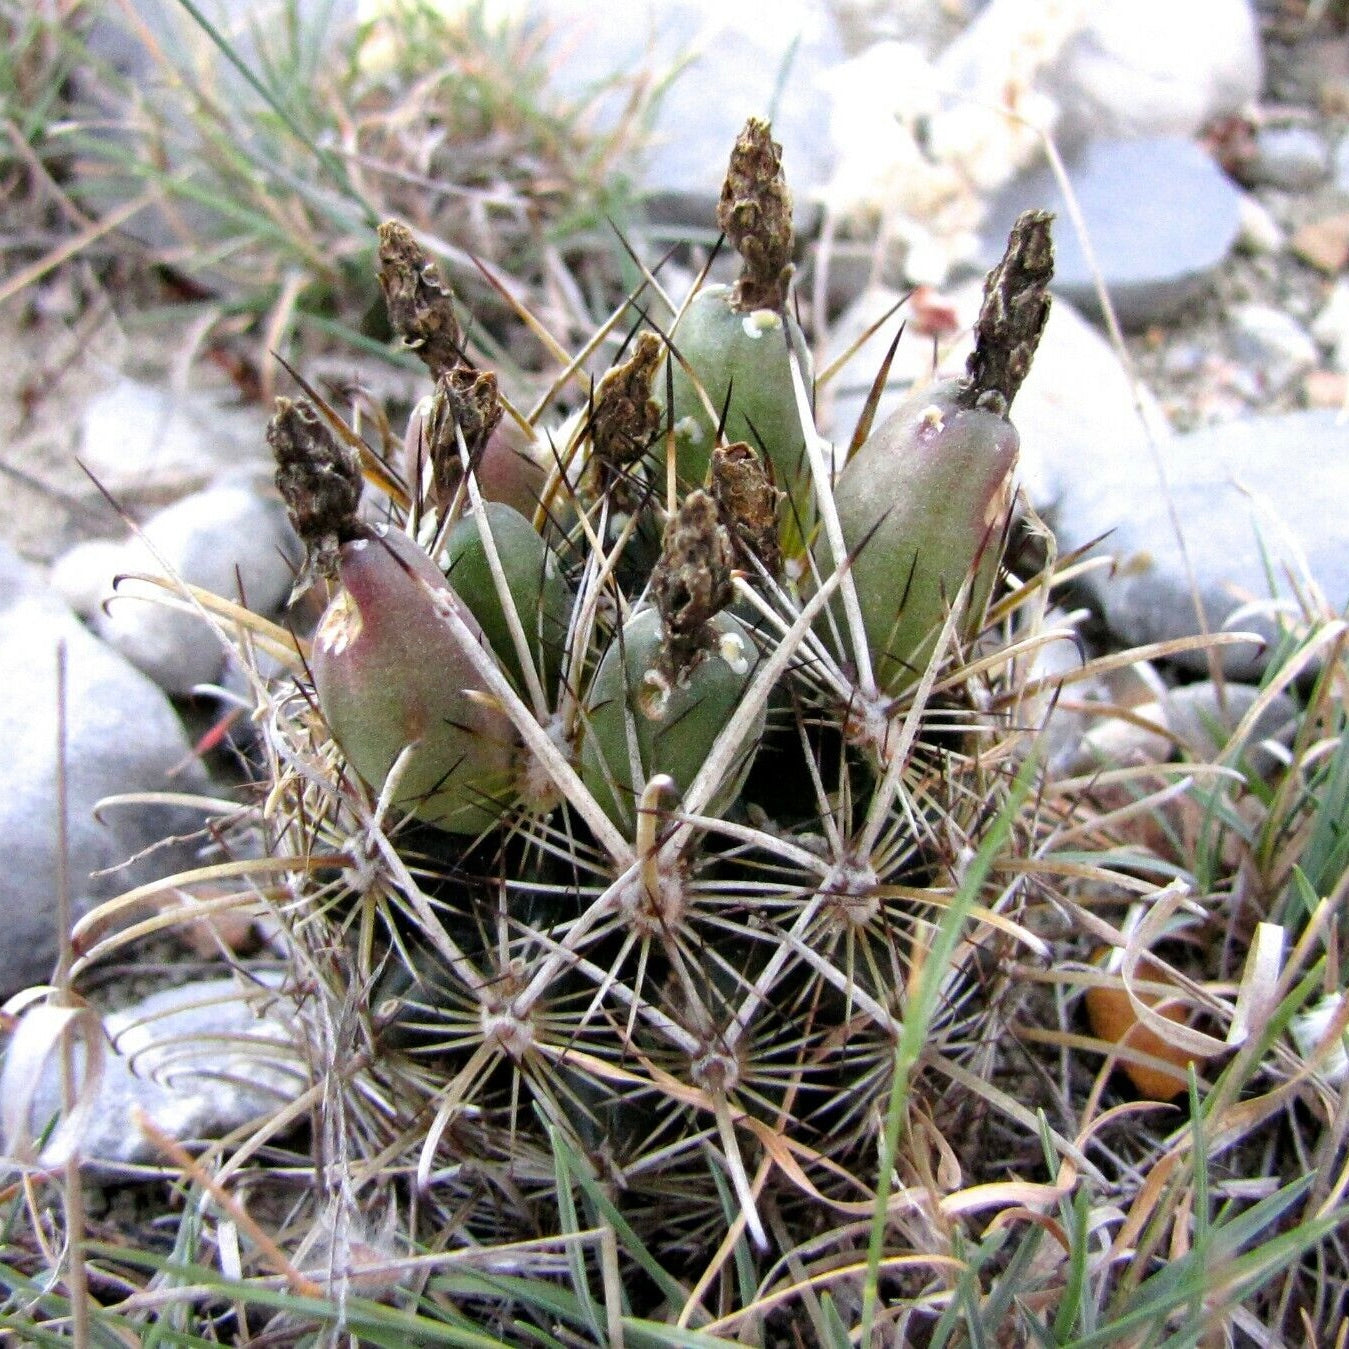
left=1235, top=192, right=1284, bottom=254
left=978, top=138, right=1243, bottom=329
left=0, top=544, right=215, bottom=999
left=1335, top=134, right=1349, bottom=195
left=1312, top=279, right=1349, bottom=372
left=1305, top=369, right=1348, bottom=408
left=1291, top=214, right=1349, bottom=274
left=1229, top=304, right=1319, bottom=394
left=1017, top=609, right=1095, bottom=776
left=1309, top=36, right=1349, bottom=115
left=536, top=0, right=842, bottom=233
left=1243, top=125, right=1330, bottom=192
left=20, top=976, right=306, bottom=1169
left=49, top=539, right=127, bottom=619
left=89, top=483, right=302, bottom=696
left=1073, top=705, right=1174, bottom=773
left=1162, top=681, right=1297, bottom=777
left=1162, top=343, right=1207, bottom=379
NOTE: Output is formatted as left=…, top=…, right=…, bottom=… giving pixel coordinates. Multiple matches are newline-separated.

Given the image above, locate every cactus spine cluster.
left=264, top=119, right=1054, bottom=1266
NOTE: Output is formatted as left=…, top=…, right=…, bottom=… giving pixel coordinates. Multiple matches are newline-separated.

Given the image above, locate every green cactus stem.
left=825, top=210, right=1054, bottom=699
left=311, top=523, right=519, bottom=834
left=652, top=119, right=813, bottom=558
left=443, top=501, right=572, bottom=698
left=580, top=491, right=762, bottom=831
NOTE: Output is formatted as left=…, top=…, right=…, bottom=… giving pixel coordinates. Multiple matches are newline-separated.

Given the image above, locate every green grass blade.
left=861, top=752, right=1039, bottom=1338
left=171, top=0, right=377, bottom=226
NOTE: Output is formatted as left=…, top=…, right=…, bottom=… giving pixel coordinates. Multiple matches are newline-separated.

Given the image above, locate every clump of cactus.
left=257, top=119, right=1056, bottom=1278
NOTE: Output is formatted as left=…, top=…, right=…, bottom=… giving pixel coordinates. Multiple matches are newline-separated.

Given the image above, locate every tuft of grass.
left=11, top=0, right=659, bottom=387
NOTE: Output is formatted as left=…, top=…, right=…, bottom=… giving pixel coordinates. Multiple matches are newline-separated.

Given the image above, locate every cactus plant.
left=75, top=117, right=1081, bottom=1324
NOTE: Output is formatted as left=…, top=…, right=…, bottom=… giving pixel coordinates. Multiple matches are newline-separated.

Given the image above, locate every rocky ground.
left=3, top=0, right=1348, bottom=1163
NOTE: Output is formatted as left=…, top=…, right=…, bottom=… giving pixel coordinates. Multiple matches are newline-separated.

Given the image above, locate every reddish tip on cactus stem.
left=312, top=526, right=518, bottom=834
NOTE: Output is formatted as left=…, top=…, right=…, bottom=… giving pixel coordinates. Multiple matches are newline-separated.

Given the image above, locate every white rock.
left=1052, top=411, right=1349, bottom=677
left=49, top=539, right=127, bottom=619
left=1236, top=192, right=1285, bottom=255
left=1291, top=994, right=1349, bottom=1085
left=978, top=137, right=1244, bottom=329
left=1312, top=279, right=1349, bottom=373
left=78, top=376, right=269, bottom=502
left=817, top=0, right=1260, bottom=287
left=1048, top=0, right=1261, bottom=145
left=1245, top=125, right=1330, bottom=193
left=17, top=975, right=308, bottom=1169
left=1058, top=662, right=1173, bottom=775
left=91, top=483, right=302, bottom=695
left=516, top=0, right=843, bottom=230
left=1074, top=705, right=1174, bottom=772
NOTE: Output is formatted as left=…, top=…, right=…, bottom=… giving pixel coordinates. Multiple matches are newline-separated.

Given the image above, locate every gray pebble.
left=978, top=138, right=1243, bottom=329
left=0, top=544, right=215, bottom=998
left=1162, top=680, right=1297, bottom=777
left=1245, top=125, right=1330, bottom=193
left=1312, top=279, right=1349, bottom=372
left=1046, top=0, right=1261, bottom=146
left=1335, top=133, right=1349, bottom=196
left=78, top=376, right=268, bottom=503
left=88, top=483, right=302, bottom=696
left=1235, top=192, right=1285, bottom=255
left=1162, top=343, right=1208, bottom=379
left=1053, top=411, right=1349, bottom=677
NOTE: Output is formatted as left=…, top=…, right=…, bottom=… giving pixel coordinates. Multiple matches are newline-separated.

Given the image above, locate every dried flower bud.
left=651, top=490, right=735, bottom=678
left=964, top=209, right=1054, bottom=417
left=422, top=367, right=504, bottom=510
left=268, top=396, right=363, bottom=590
left=718, top=117, right=794, bottom=314
left=710, top=441, right=783, bottom=577
left=590, top=331, right=663, bottom=483
left=376, top=220, right=464, bottom=378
